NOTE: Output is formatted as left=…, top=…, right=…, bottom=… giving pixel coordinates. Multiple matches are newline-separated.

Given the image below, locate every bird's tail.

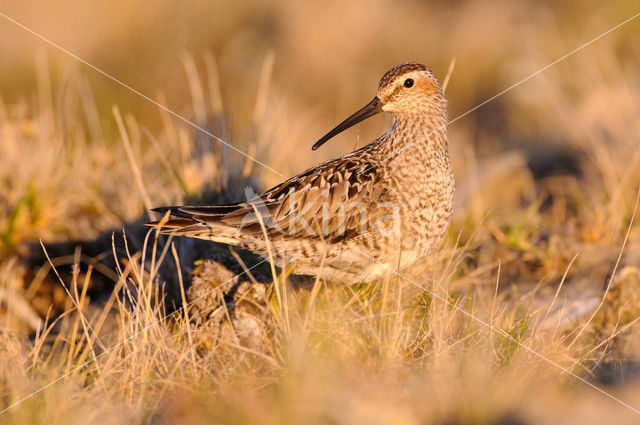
left=145, top=207, right=241, bottom=245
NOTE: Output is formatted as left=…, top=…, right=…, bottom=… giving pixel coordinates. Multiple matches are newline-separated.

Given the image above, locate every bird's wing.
left=260, top=155, right=385, bottom=241
left=151, top=155, right=387, bottom=243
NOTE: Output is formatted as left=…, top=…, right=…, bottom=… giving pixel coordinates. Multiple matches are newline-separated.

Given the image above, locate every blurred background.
left=1, top=1, right=640, bottom=423
left=0, top=0, right=638, bottom=233
left=1, top=0, right=638, bottom=236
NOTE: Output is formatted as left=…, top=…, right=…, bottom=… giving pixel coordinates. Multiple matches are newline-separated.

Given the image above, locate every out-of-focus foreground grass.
left=1, top=0, right=640, bottom=423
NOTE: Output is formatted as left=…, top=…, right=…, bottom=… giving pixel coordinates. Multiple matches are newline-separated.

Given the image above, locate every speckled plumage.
left=148, top=63, right=455, bottom=283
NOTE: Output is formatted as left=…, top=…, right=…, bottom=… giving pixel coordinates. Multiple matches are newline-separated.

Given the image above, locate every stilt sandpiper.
left=147, top=62, right=454, bottom=283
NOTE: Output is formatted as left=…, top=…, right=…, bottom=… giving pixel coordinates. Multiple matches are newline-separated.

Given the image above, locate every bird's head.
left=312, top=62, right=446, bottom=150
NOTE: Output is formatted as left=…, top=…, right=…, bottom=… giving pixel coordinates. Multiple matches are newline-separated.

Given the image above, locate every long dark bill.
left=312, top=96, right=383, bottom=150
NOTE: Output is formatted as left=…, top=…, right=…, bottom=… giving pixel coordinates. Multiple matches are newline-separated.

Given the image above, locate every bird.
left=147, top=62, right=454, bottom=283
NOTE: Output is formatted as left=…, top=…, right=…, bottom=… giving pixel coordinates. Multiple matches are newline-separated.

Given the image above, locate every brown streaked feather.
left=253, top=155, right=384, bottom=240
left=377, top=62, right=430, bottom=90
left=147, top=154, right=384, bottom=242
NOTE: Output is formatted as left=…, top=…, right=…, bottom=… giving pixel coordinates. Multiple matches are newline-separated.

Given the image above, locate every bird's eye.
left=403, top=78, right=414, bottom=88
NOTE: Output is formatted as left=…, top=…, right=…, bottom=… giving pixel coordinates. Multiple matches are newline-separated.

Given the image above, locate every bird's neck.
left=386, top=110, right=449, bottom=154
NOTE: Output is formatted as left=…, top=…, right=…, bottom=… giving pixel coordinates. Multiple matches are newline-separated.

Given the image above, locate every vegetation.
left=1, top=1, right=640, bottom=423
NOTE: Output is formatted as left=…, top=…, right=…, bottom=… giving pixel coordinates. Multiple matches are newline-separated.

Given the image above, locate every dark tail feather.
left=151, top=206, right=192, bottom=218
left=144, top=217, right=197, bottom=229
left=152, top=204, right=243, bottom=219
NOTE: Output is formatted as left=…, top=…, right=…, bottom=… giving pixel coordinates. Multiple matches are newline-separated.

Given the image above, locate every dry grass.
left=1, top=1, right=640, bottom=424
